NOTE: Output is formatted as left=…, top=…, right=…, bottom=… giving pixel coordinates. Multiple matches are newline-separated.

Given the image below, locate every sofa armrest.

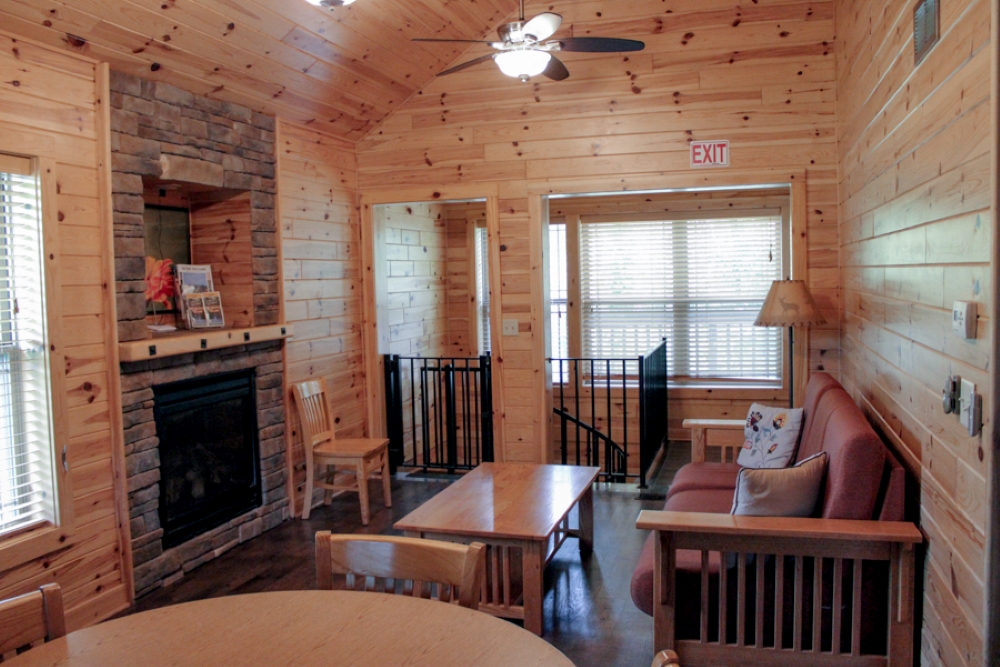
left=681, top=419, right=744, bottom=463
left=636, top=510, right=922, bottom=544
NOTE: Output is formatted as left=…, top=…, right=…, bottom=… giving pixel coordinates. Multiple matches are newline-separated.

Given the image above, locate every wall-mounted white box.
left=952, top=301, right=977, bottom=339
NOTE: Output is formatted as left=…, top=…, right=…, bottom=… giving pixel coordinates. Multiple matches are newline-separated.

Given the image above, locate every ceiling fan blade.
left=437, top=54, right=496, bottom=76
left=413, top=38, right=496, bottom=44
left=556, top=37, right=646, bottom=52
left=522, top=12, right=562, bottom=41
left=542, top=55, right=570, bottom=81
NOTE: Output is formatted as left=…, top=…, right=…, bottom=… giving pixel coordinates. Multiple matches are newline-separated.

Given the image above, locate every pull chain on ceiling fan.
left=414, top=0, right=644, bottom=82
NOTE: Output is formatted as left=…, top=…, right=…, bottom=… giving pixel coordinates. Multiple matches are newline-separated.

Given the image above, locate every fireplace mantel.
left=118, top=324, right=294, bottom=362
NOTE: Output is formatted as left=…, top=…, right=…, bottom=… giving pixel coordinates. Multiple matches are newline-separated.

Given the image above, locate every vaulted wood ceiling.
left=0, top=0, right=524, bottom=140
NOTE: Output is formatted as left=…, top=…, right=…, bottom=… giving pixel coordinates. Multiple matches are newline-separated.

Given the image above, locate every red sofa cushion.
left=665, top=462, right=741, bottom=501
left=630, top=488, right=735, bottom=614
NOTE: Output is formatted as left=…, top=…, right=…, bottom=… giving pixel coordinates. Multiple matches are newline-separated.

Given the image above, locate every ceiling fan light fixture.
left=494, top=49, right=551, bottom=82
left=304, top=0, right=356, bottom=7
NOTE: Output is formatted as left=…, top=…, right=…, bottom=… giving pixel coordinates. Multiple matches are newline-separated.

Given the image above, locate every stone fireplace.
left=109, top=71, right=289, bottom=596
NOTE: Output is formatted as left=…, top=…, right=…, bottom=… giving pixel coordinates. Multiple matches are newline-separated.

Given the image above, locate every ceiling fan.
left=413, top=0, right=645, bottom=82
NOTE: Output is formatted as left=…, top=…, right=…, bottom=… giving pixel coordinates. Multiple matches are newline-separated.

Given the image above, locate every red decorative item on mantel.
left=145, top=256, right=176, bottom=310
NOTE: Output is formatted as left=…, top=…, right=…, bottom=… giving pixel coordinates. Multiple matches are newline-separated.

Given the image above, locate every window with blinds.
left=578, top=211, right=784, bottom=384
left=474, top=226, right=491, bottom=355
left=0, top=159, right=57, bottom=537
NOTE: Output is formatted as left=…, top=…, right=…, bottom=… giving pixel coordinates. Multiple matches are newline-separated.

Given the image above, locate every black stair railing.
left=550, top=340, right=668, bottom=487
left=384, top=353, right=493, bottom=473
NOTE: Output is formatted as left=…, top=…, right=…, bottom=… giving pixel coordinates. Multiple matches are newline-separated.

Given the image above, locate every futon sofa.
left=630, top=373, right=921, bottom=666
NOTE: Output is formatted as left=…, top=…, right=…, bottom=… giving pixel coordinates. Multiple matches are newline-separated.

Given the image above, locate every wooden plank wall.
left=190, top=192, right=254, bottom=328
left=835, top=0, right=991, bottom=664
left=0, top=33, right=131, bottom=627
left=379, top=203, right=449, bottom=357
left=357, top=0, right=839, bottom=462
left=278, top=119, right=366, bottom=515
left=445, top=203, right=486, bottom=359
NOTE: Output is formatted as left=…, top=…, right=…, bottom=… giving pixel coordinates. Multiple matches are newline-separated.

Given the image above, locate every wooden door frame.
left=985, top=1, right=1000, bottom=664
left=359, top=185, right=505, bottom=461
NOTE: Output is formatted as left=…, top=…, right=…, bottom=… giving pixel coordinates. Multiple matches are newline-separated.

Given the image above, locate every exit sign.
left=690, top=140, right=730, bottom=168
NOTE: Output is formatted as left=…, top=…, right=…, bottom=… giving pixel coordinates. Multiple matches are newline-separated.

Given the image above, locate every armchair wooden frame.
left=683, top=419, right=745, bottom=463
left=315, top=532, right=487, bottom=609
left=636, top=511, right=922, bottom=667
left=0, top=583, right=65, bottom=661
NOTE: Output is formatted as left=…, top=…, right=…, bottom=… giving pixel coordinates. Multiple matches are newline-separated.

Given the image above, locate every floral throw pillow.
left=736, top=403, right=804, bottom=469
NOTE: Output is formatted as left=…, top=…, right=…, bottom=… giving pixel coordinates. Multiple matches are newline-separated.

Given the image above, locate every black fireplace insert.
left=154, top=369, right=262, bottom=549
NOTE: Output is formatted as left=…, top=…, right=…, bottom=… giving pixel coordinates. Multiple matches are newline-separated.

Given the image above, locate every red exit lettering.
left=690, top=140, right=730, bottom=168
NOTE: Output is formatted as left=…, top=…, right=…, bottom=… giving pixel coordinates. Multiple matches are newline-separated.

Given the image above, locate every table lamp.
left=754, top=279, right=826, bottom=407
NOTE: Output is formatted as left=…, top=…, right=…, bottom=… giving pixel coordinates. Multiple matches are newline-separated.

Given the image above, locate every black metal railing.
left=384, top=354, right=493, bottom=473
left=639, top=339, right=669, bottom=486
left=549, top=340, right=668, bottom=487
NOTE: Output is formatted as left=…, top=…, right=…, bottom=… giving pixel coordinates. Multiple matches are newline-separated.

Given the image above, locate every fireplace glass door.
left=154, top=369, right=261, bottom=549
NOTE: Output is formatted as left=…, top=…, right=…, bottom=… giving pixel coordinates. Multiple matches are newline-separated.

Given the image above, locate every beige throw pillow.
left=731, top=452, right=828, bottom=517
left=737, top=403, right=805, bottom=469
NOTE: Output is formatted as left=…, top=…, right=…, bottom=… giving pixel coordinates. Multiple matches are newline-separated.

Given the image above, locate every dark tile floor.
left=129, top=451, right=685, bottom=667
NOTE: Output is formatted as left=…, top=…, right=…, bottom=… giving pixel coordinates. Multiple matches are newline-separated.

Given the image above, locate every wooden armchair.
left=316, top=532, right=487, bottom=609
left=637, top=511, right=921, bottom=666
left=0, top=584, right=65, bottom=661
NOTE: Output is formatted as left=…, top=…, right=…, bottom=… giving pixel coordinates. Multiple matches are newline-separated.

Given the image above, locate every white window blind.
left=0, top=163, right=56, bottom=536
left=474, top=226, right=491, bottom=355
left=549, top=223, right=568, bottom=361
left=579, top=212, right=783, bottom=383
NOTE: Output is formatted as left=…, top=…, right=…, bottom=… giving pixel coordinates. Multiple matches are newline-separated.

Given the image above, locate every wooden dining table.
left=6, top=590, right=576, bottom=666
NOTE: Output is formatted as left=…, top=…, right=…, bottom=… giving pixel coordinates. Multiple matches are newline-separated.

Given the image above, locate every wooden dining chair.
left=0, top=584, right=66, bottom=661
left=291, top=378, right=391, bottom=524
left=315, top=533, right=487, bottom=610
left=650, top=650, right=681, bottom=667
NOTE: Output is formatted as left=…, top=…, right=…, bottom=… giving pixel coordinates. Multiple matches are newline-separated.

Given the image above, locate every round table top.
left=8, top=590, right=575, bottom=667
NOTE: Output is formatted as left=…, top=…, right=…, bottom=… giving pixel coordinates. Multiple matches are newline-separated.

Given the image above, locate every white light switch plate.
left=959, top=378, right=982, bottom=436
left=952, top=301, right=977, bottom=339
left=502, top=318, right=519, bottom=336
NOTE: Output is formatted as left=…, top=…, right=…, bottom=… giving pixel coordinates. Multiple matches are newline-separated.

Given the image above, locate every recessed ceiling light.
left=304, top=0, right=356, bottom=7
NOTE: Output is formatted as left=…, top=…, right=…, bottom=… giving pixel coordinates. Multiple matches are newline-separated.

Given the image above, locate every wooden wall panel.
left=357, top=0, right=839, bottom=461
left=835, top=0, right=991, bottom=664
left=445, top=203, right=487, bottom=358
left=0, top=32, right=131, bottom=628
left=378, top=203, right=449, bottom=357
left=278, top=119, right=365, bottom=434
left=190, top=192, right=254, bottom=328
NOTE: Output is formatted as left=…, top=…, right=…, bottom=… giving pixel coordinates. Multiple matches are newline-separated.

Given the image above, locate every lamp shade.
left=754, top=280, right=826, bottom=328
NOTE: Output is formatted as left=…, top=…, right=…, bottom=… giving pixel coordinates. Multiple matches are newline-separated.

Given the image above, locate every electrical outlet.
left=502, top=318, right=519, bottom=337
left=942, top=376, right=959, bottom=414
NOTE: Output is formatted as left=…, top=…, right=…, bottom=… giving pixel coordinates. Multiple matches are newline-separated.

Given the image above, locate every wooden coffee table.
left=395, top=462, right=600, bottom=636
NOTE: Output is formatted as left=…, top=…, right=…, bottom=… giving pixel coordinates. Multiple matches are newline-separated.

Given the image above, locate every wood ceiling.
left=0, top=0, right=524, bottom=140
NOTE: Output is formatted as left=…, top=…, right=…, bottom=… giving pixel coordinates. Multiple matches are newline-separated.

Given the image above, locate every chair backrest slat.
left=0, top=584, right=65, bottom=661
left=292, top=379, right=336, bottom=449
left=316, top=533, right=486, bottom=609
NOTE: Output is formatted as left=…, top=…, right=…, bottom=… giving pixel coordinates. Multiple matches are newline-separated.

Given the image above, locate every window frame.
left=0, top=153, right=74, bottom=569
left=552, top=202, right=792, bottom=391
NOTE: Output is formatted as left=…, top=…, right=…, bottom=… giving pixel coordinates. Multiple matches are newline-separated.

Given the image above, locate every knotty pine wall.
left=445, top=203, right=487, bottom=359
left=278, top=121, right=366, bottom=514
left=379, top=203, right=449, bottom=357
left=835, top=0, right=991, bottom=664
left=356, top=0, right=840, bottom=462
left=0, top=33, right=132, bottom=626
